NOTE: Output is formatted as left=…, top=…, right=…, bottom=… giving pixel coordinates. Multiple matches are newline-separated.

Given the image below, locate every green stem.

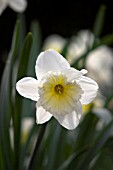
left=104, top=92, right=113, bottom=108
left=28, top=123, right=47, bottom=170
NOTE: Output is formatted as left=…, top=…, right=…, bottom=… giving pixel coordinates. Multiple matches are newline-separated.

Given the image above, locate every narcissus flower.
left=16, top=49, right=98, bottom=130
left=0, top=0, right=27, bottom=15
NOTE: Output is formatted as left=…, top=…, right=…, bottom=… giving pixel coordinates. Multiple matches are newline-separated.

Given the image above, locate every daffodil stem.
left=104, top=92, right=113, bottom=108
left=28, top=123, right=47, bottom=170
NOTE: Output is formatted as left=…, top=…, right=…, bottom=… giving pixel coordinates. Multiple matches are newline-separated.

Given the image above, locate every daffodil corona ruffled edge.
left=16, top=49, right=98, bottom=130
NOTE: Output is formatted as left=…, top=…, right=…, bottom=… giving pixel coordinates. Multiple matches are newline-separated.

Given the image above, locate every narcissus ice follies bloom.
left=16, top=49, right=98, bottom=130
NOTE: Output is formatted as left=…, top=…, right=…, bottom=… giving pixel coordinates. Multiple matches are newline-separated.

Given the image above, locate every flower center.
left=55, top=84, right=63, bottom=95
left=37, top=72, right=83, bottom=115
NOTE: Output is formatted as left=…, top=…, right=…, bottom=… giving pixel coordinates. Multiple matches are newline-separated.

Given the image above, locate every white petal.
left=9, top=0, right=27, bottom=12
left=77, top=76, right=98, bottom=105
left=63, top=67, right=88, bottom=81
left=54, top=102, right=82, bottom=130
left=35, top=49, right=70, bottom=79
left=16, top=77, right=39, bottom=101
left=0, top=2, right=7, bottom=15
left=81, top=69, right=88, bottom=75
left=36, top=107, right=52, bottom=124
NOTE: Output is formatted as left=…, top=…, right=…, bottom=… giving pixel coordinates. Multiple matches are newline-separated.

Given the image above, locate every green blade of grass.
left=93, top=5, right=106, bottom=38
left=13, top=32, right=33, bottom=170
left=0, top=20, right=21, bottom=170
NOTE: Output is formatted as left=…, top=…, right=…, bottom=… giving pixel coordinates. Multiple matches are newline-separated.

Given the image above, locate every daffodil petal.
left=63, top=67, right=88, bottom=81
left=36, top=107, right=52, bottom=124
left=16, top=77, right=39, bottom=101
left=9, top=0, right=27, bottom=12
left=54, top=102, right=82, bottom=130
left=81, top=69, right=88, bottom=75
left=77, top=76, right=99, bottom=105
left=35, top=49, right=70, bottom=79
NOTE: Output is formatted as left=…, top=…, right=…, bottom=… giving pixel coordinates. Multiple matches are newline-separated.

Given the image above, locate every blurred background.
left=0, top=0, right=113, bottom=78
left=0, top=0, right=112, bottom=55
left=0, top=0, right=113, bottom=170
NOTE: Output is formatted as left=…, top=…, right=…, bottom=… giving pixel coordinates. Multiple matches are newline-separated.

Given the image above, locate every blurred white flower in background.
left=94, top=108, right=112, bottom=130
left=10, top=117, right=34, bottom=148
left=0, top=0, right=27, bottom=15
left=42, top=34, right=66, bottom=52
left=16, top=49, right=98, bottom=130
left=66, top=30, right=94, bottom=64
left=21, top=117, right=34, bottom=144
left=86, top=45, right=113, bottom=96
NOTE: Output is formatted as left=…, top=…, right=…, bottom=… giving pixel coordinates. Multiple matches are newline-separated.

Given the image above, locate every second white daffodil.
left=16, top=49, right=98, bottom=130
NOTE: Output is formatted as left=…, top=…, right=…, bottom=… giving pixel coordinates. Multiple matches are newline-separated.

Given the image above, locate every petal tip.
left=81, top=69, right=88, bottom=75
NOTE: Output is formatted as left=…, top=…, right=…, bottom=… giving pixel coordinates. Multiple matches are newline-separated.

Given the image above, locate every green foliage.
left=93, top=5, right=106, bottom=38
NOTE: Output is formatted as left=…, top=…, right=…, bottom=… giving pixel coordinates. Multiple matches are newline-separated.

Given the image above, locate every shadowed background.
left=0, top=0, right=112, bottom=77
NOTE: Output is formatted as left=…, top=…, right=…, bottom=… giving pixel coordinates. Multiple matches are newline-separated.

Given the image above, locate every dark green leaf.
left=13, top=32, right=33, bottom=170
left=0, top=20, right=21, bottom=170
left=76, top=120, right=113, bottom=170
left=22, top=21, right=42, bottom=118
left=93, top=5, right=106, bottom=38
left=99, top=33, right=113, bottom=46
left=28, top=20, right=42, bottom=77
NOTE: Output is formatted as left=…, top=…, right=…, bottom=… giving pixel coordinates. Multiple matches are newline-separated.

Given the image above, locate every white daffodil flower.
left=0, top=0, right=27, bottom=15
left=16, top=49, right=98, bottom=130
